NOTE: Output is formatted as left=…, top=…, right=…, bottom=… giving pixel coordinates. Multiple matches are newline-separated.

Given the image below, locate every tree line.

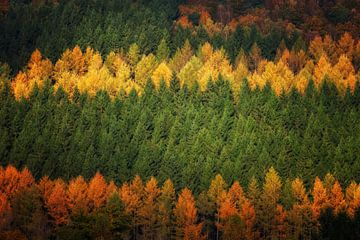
left=1, top=164, right=360, bottom=240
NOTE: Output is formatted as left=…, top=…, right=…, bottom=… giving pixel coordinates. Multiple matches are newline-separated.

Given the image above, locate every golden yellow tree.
left=178, top=56, right=203, bottom=88
left=169, top=40, right=193, bottom=73
left=12, top=49, right=53, bottom=99
left=134, top=54, right=158, bottom=87
left=152, top=62, right=173, bottom=89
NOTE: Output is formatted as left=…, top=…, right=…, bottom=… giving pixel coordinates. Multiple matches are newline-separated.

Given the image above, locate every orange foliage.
left=88, top=172, right=108, bottom=210
left=67, top=176, right=89, bottom=215
left=46, top=179, right=68, bottom=225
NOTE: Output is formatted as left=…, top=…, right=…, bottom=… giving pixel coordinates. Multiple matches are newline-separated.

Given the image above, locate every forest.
left=1, top=0, right=360, bottom=239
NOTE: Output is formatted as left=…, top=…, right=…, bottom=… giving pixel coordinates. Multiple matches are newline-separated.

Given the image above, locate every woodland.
left=1, top=0, right=360, bottom=239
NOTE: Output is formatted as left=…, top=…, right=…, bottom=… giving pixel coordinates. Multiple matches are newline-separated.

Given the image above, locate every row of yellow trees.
left=1, top=165, right=360, bottom=239
left=10, top=33, right=360, bottom=100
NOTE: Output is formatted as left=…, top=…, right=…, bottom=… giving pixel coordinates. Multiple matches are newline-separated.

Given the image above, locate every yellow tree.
left=135, top=54, right=158, bottom=87
left=294, top=60, right=314, bottom=95
left=11, top=49, right=53, bottom=99
left=232, top=61, right=249, bottom=95
left=169, top=40, right=193, bottom=73
left=323, top=35, right=338, bottom=64
left=53, top=46, right=87, bottom=96
left=332, top=54, right=357, bottom=93
left=152, top=62, right=173, bottom=89
left=178, top=56, right=203, bottom=88
left=197, top=48, right=234, bottom=91
left=288, top=178, right=315, bottom=240
left=313, top=54, right=332, bottom=89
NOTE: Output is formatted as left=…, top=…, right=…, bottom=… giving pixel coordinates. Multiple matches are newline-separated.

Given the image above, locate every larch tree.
left=66, top=176, right=89, bottom=215
left=311, top=177, right=329, bottom=219
left=337, top=32, right=355, bottom=58
left=11, top=49, right=52, bottom=99
left=0, top=191, right=11, bottom=230
left=169, top=40, right=193, bottom=73
left=158, top=179, right=176, bottom=240
left=260, top=167, right=282, bottom=240
left=87, top=172, right=108, bottom=211
left=178, top=55, right=203, bottom=88
left=119, top=175, right=144, bottom=239
left=332, top=54, right=356, bottom=93
left=135, top=54, right=158, bottom=87
left=345, top=182, right=360, bottom=218
left=313, top=54, right=332, bottom=89
left=139, top=177, right=161, bottom=239
left=329, top=181, right=346, bottom=215
left=152, top=62, right=173, bottom=89
left=45, top=179, right=68, bottom=225
left=309, top=36, right=325, bottom=61
left=207, top=174, right=227, bottom=240
left=174, top=188, right=203, bottom=240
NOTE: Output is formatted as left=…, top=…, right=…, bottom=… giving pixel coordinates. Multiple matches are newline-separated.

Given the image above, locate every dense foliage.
left=1, top=0, right=360, bottom=239
left=1, top=165, right=360, bottom=240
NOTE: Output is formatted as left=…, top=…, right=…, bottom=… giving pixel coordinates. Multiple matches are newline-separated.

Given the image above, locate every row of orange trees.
left=1, top=165, right=360, bottom=239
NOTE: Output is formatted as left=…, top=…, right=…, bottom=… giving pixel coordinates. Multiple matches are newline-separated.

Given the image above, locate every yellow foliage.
left=135, top=54, right=157, bottom=87
left=178, top=56, right=203, bottom=88
left=313, top=54, right=332, bottom=89
left=152, top=62, right=173, bottom=89
left=12, top=49, right=53, bottom=99
left=197, top=49, right=234, bottom=91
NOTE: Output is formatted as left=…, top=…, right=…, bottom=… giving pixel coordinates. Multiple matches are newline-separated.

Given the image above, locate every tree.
left=313, top=54, right=332, bottom=89
left=174, top=188, right=204, bottom=240
left=135, top=54, right=158, bottom=87
left=66, top=176, right=89, bottom=215
left=88, top=172, right=108, bottom=211
left=45, top=179, right=68, bottom=225
left=152, top=62, right=173, bottom=89
left=329, top=181, right=346, bottom=215
left=178, top=56, right=203, bottom=88
left=207, top=174, right=227, bottom=240
left=259, top=167, right=282, bottom=239
left=127, top=43, right=141, bottom=67
left=311, top=177, right=329, bottom=219
left=169, top=40, right=193, bottom=73
left=119, top=176, right=144, bottom=239
left=157, top=38, right=170, bottom=61
left=139, top=177, right=160, bottom=239
left=158, top=179, right=176, bottom=240
left=11, top=49, right=52, bottom=100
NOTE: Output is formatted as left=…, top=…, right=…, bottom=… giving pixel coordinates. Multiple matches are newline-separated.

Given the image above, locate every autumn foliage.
left=10, top=31, right=360, bottom=100
left=1, top=165, right=360, bottom=239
